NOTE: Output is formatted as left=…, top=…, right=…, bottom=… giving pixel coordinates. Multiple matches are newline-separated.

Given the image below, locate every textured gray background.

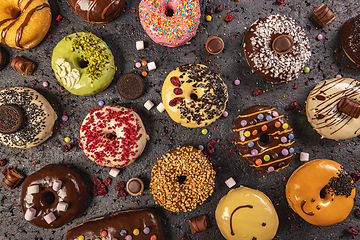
left=0, top=0, right=360, bottom=239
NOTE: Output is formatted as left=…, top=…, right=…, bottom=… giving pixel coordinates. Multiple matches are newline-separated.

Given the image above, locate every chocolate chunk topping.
left=0, top=104, right=24, bottom=134
left=325, top=167, right=355, bottom=197
left=11, top=55, right=35, bottom=76
left=338, top=97, right=360, bottom=118
left=2, top=169, right=23, bottom=190
left=272, top=35, right=294, bottom=54
left=189, top=215, right=209, bottom=234
left=312, top=3, right=336, bottom=28
left=0, top=46, right=8, bottom=71
left=116, top=73, right=145, bottom=100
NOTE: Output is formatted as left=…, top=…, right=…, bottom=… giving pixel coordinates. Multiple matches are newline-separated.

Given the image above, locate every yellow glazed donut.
left=0, top=0, right=52, bottom=49
left=162, top=64, right=228, bottom=128
left=286, top=159, right=356, bottom=226
left=215, top=187, right=279, bottom=240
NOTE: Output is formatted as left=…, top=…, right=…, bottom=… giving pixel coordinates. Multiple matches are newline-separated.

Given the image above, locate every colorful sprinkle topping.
left=143, top=227, right=150, bottom=234
left=268, top=166, right=275, bottom=172
left=288, top=133, right=294, bottom=139
left=248, top=142, right=254, bottom=147
left=244, top=131, right=251, bottom=137
left=275, top=122, right=281, bottom=128
left=133, top=229, right=140, bottom=235
left=266, top=115, right=273, bottom=121
left=251, top=149, right=258, bottom=155
left=255, top=159, right=262, bottom=165
left=78, top=236, right=84, bottom=240
left=281, top=136, right=287, bottom=143
left=282, top=149, right=289, bottom=155
left=264, top=155, right=270, bottom=161
left=202, top=129, right=208, bottom=135
left=272, top=111, right=279, bottom=117
left=282, top=123, right=289, bottom=129
left=252, top=130, right=258, bottom=135
left=257, top=113, right=264, bottom=120
left=289, top=148, right=295, bottom=154
left=261, top=125, right=268, bottom=131
left=241, top=120, right=247, bottom=126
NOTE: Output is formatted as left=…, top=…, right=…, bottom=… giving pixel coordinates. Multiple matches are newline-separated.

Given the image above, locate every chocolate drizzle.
left=301, top=200, right=315, bottom=216
left=230, top=205, right=253, bottom=235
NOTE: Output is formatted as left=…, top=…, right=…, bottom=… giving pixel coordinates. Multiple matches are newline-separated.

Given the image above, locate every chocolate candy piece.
left=2, top=169, right=24, bottom=190
left=189, top=215, right=209, bottom=234
left=312, top=3, right=336, bottom=28
left=0, top=104, right=24, bottom=134
left=272, top=35, right=294, bottom=54
left=206, top=36, right=224, bottom=54
left=0, top=46, right=8, bottom=71
left=338, top=97, right=360, bottom=118
left=126, top=177, right=144, bottom=196
left=11, top=55, right=35, bottom=76
left=116, top=73, right=145, bottom=100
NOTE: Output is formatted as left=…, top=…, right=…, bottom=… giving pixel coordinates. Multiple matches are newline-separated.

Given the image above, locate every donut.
left=67, top=0, right=126, bottom=23
left=20, top=164, right=87, bottom=228
left=139, top=0, right=200, bottom=47
left=215, top=187, right=279, bottom=240
left=0, top=87, right=57, bottom=149
left=79, top=106, right=149, bottom=168
left=162, top=64, right=228, bottom=128
left=286, top=159, right=356, bottom=226
left=341, top=14, right=360, bottom=65
left=233, top=105, right=295, bottom=172
left=306, top=78, right=360, bottom=140
left=150, top=146, right=215, bottom=212
left=66, top=208, right=164, bottom=240
left=51, top=32, right=116, bottom=96
left=243, top=15, right=311, bottom=84
left=0, top=46, right=8, bottom=70
left=0, top=0, right=51, bottom=49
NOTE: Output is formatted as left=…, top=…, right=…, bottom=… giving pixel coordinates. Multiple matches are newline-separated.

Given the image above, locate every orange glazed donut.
left=286, top=159, right=355, bottom=226
left=0, top=0, right=51, bottom=49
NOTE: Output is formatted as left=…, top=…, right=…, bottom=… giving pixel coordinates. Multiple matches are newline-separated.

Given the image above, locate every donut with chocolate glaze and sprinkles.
left=243, top=15, right=311, bottom=84
left=79, top=106, right=149, bottom=168
left=340, top=14, right=360, bottom=65
left=162, top=64, right=228, bottom=128
left=0, top=87, right=57, bottom=149
left=139, top=0, right=200, bottom=47
left=306, top=78, right=360, bottom=140
left=233, top=105, right=295, bottom=172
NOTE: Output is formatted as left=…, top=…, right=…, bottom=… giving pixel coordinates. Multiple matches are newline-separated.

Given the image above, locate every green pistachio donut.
left=51, top=32, right=116, bottom=96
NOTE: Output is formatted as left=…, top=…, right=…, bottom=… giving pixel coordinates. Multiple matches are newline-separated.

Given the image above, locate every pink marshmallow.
left=24, top=208, right=36, bottom=221
left=52, top=180, right=62, bottom=191
left=44, top=212, right=56, bottom=224
left=300, top=152, right=309, bottom=162
left=225, top=177, right=236, bottom=188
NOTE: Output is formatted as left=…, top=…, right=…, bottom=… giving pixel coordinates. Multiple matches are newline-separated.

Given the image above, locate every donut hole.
left=41, top=191, right=56, bottom=207
left=177, top=175, right=187, bottom=184
left=78, top=59, right=89, bottom=69
left=320, top=187, right=328, bottom=199
left=165, top=8, right=174, bottom=17
left=107, top=133, right=117, bottom=140
left=6, top=6, right=21, bottom=19
left=190, top=93, right=198, bottom=101
left=260, top=134, right=270, bottom=143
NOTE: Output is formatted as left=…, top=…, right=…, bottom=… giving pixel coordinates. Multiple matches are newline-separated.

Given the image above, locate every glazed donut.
left=162, top=64, right=228, bottom=128
left=66, top=209, right=165, bottom=240
left=150, top=146, right=215, bottom=212
left=286, top=159, right=355, bottom=226
left=243, top=15, right=311, bottom=84
left=233, top=105, right=295, bottom=172
left=21, top=164, right=87, bottom=228
left=340, top=14, right=360, bottom=65
left=215, top=187, right=279, bottom=240
left=306, top=78, right=360, bottom=140
left=51, top=32, right=115, bottom=96
left=79, top=106, right=149, bottom=168
left=139, top=0, right=200, bottom=47
left=0, top=0, right=51, bottom=49
left=0, top=87, right=57, bottom=149
left=67, top=0, right=126, bottom=23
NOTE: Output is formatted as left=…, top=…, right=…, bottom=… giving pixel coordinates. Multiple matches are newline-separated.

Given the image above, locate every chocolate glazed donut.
left=67, top=0, right=127, bottom=23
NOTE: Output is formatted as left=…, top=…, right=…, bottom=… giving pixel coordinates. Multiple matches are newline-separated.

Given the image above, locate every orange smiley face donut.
left=286, top=159, right=355, bottom=226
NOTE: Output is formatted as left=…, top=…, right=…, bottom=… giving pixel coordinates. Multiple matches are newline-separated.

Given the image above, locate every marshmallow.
left=27, top=185, right=39, bottom=194
left=52, top=180, right=62, bottom=191
left=24, top=208, right=36, bottom=221
left=136, top=41, right=144, bottom=50
left=147, top=61, right=156, bottom=71
left=109, top=168, right=120, bottom=177
left=300, top=152, right=310, bottom=162
left=144, top=100, right=154, bottom=110
left=57, top=202, right=69, bottom=212
left=44, top=212, right=56, bottom=224
left=156, top=103, right=165, bottom=113
left=225, top=177, right=236, bottom=188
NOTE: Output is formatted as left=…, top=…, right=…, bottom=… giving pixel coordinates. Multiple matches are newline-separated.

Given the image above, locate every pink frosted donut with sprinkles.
left=139, top=0, right=201, bottom=47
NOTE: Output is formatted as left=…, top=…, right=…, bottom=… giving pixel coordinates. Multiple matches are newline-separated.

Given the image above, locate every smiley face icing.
left=215, top=187, right=279, bottom=240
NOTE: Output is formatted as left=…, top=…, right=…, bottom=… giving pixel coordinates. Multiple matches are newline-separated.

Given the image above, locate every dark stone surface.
left=0, top=0, right=360, bottom=239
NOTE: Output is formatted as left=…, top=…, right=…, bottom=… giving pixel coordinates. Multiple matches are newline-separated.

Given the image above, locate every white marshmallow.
left=136, top=41, right=144, bottom=50
left=24, top=208, right=36, bottom=221
left=144, top=100, right=154, bottom=110
left=225, top=177, right=236, bottom=188
left=52, top=180, right=62, bottom=191
left=27, top=185, right=39, bottom=194
left=300, top=152, right=310, bottom=162
left=156, top=103, right=165, bottom=113
left=57, top=202, right=68, bottom=212
left=44, top=212, right=56, bottom=224
left=147, top=61, right=156, bottom=71
left=109, top=168, right=120, bottom=177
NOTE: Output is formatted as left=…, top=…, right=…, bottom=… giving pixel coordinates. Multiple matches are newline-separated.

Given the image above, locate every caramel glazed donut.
left=286, top=159, right=355, bottom=226
left=0, top=87, right=57, bottom=149
left=0, top=0, right=51, bottom=49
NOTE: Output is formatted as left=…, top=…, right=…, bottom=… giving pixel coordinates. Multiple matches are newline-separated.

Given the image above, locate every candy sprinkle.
left=202, top=129, right=208, bottom=135
left=206, top=15, right=212, bottom=21
left=64, top=137, right=71, bottom=143
left=304, top=67, right=310, bottom=73
left=98, top=100, right=104, bottom=106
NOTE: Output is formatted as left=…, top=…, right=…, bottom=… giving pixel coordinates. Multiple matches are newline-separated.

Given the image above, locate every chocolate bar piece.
left=312, top=3, right=336, bottom=27
left=0, top=46, right=8, bottom=71
left=2, top=169, right=24, bottom=190
left=189, top=215, right=209, bottom=234
left=11, top=55, right=35, bottom=76
left=338, top=97, right=360, bottom=118
left=66, top=208, right=165, bottom=240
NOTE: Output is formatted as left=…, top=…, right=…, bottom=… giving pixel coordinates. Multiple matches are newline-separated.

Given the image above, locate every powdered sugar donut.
left=139, top=0, right=200, bottom=47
